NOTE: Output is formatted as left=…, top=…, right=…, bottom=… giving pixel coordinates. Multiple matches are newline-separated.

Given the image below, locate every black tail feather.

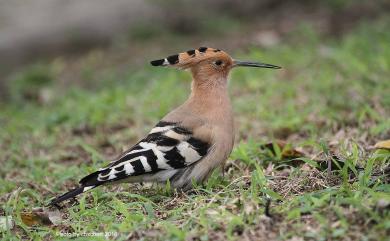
left=48, top=185, right=95, bottom=206
left=79, top=171, right=100, bottom=186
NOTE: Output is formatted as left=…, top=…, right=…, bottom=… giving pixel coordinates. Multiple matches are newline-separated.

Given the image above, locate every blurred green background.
left=0, top=1, right=389, bottom=240
left=1, top=0, right=389, bottom=101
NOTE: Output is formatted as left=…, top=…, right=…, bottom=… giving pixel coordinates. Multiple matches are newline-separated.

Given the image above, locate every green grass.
left=1, top=18, right=390, bottom=240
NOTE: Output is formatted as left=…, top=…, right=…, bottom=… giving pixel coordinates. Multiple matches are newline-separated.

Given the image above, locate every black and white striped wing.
left=49, top=121, right=210, bottom=205
left=79, top=121, right=210, bottom=187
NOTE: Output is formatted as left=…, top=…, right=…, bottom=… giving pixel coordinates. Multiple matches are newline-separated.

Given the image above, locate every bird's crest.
left=150, top=47, right=231, bottom=69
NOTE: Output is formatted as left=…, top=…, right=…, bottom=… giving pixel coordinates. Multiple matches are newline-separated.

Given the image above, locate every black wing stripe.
left=131, top=159, right=145, bottom=175
left=143, top=149, right=159, bottom=171
left=114, top=170, right=129, bottom=179
left=100, top=168, right=111, bottom=176
left=114, top=150, right=147, bottom=166
left=187, top=137, right=209, bottom=156
left=114, top=165, right=124, bottom=172
left=131, top=145, right=144, bottom=151
left=172, top=126, right=192, bottom=135
left=98, top=175, right=110, bottom=181
left=52, top=122, right=212, bottom=205
left=143, top=133, right=180, bottom=146
left=156, top=136, right=180, bottom=146
left=156, top=121, right=176, bottom=127
left=111, top=150, right=155, bottom=174
left=81, top=124, right=210, bottom=187
left=164, top=147, right=186, bottom=168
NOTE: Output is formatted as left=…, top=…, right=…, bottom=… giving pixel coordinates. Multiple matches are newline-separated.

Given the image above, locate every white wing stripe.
left=83, top=186, right=94, bottom=192
left=177, top=142, right=202, bottom=164
left=140, top=142, right=172, bottom=169
left=93, top=123, right=210, bottom=184
left=164, top=129, right=187, bottom=140
left=126, top=148, right=149, bottom=154
left=124, top=162, right=135, bottom=175
left=139, top=156, right=151, bottom=172
left=149, top=126, right=174, bottom=134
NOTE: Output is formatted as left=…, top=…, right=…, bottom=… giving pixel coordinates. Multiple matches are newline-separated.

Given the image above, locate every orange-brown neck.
left=185, top=72, right=232, bottom=124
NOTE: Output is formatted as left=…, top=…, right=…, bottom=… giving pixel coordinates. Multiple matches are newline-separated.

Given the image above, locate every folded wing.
left=49, top=121, right=210, bottom=205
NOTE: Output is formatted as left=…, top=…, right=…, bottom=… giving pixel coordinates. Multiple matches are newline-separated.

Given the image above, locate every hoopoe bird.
left=49, top=47, right=280, bottom=206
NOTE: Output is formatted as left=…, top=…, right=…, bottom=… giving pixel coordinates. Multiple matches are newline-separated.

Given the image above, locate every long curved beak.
left=233, top=60, right=281, bottom=69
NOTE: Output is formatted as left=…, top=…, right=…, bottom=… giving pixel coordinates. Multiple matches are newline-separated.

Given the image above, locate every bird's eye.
left=214, top=60, right=223, bottom=66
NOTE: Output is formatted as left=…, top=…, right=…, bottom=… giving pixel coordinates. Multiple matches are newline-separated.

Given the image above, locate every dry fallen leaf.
left=261, top=140, right=305, bottom=159
left=374, top=140, right=390, bottom=150
left=20, top=207, right=61, bottom=227
left=281, top=148, right=305, bottom=159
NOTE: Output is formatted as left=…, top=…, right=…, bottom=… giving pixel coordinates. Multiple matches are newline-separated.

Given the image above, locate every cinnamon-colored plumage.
left=49, top=47, right=280, bottom=206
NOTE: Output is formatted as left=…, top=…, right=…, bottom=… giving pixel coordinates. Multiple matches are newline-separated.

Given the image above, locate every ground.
left=0, top=17, right=389, bottom=241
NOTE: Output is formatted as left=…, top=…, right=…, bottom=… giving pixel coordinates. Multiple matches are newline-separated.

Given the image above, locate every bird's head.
left=151, top=47, right=280, bottom=84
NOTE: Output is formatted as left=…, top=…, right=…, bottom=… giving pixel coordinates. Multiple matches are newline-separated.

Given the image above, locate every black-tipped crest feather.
left=198, top=47, right=208, bottom=52
left=167, top=54, right=179, bottom=64
left=150, top=59, right=165, bottom=66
